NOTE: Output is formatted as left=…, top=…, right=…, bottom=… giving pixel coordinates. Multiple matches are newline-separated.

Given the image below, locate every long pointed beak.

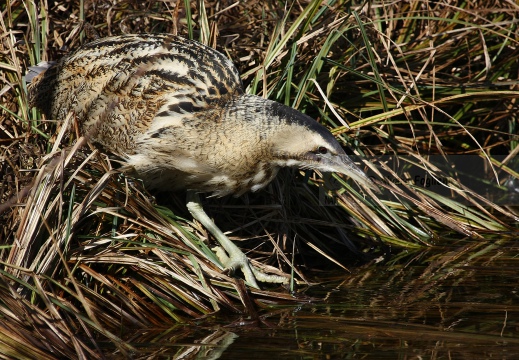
left=333, top=154, right=379, bottom=192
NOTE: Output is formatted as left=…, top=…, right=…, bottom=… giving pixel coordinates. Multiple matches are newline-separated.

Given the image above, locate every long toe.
left=213, top=246, right=288, bottom=288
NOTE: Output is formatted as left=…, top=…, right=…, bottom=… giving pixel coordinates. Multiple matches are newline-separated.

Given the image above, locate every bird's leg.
left=186, top=191, right=288, bottom=288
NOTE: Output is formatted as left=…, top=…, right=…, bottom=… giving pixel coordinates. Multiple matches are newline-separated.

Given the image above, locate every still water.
left=122, top=238, right=519, bottom=359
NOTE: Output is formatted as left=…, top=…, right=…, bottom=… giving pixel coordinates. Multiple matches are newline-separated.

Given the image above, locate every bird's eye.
left=317, top=146, right=328, bottom=154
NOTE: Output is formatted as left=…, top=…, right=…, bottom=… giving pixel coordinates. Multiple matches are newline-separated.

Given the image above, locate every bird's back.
left=29, top=34, right=244, bottom=154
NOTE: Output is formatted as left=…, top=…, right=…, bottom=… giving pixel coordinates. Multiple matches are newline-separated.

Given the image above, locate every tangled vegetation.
left=1, top=0, right=518, bottom=357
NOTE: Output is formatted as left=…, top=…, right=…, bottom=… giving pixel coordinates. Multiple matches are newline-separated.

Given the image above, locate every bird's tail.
left=25, top=61, right=56, bottom=85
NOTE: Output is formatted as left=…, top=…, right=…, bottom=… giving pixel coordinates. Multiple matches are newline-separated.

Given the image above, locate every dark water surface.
left=123, top=238, right=519, bottom=359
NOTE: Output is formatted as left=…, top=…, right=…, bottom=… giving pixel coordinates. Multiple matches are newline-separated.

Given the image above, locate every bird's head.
left=233, top=95, right=377, bottom=191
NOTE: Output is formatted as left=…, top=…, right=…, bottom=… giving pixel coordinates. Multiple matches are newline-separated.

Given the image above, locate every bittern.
left=28, top=34, right=375, bottom=288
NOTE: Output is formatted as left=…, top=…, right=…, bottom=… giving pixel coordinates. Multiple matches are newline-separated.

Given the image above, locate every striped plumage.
left=28, top=34, right=375, bottom=287
left=30, top=35, right=240, bottom=151
left=28, top=34, right=374, bottom=198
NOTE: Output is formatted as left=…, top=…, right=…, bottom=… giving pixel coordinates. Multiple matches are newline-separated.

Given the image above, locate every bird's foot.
left=212, top=246, right=289, bottom=288
left=187, top=191, right=288, bottom=289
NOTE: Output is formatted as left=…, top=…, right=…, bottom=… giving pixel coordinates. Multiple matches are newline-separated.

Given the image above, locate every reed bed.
left=1, top=0, right=518, bottom=357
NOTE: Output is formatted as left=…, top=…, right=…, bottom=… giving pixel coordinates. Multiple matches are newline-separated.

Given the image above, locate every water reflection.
left=121, top=238, right=519, bottom=358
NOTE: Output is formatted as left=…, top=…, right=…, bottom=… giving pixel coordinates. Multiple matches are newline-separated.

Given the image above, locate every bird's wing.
left=28, top=34, right=244, bottom=154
